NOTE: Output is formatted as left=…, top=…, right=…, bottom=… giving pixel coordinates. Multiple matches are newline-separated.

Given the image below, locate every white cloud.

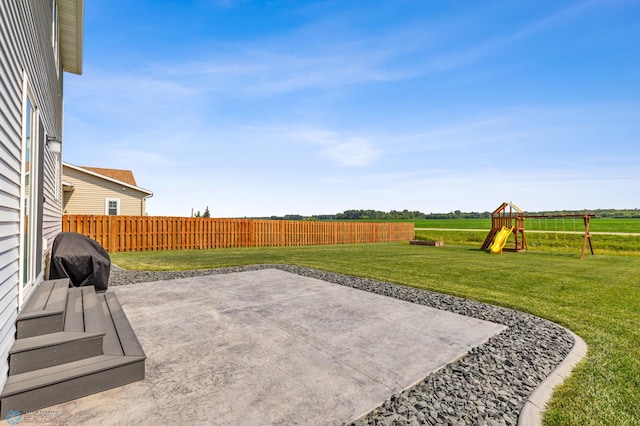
left=289, top=128, right=381, bottom=167
left=63, top=0, right=640, bottom=217
left=157, top=48, right=401, bottom=97
left=323, top=137, right=380, bottom=167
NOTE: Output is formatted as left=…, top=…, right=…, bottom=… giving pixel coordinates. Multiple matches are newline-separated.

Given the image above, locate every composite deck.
left=0, top=279, right=145, bottom=417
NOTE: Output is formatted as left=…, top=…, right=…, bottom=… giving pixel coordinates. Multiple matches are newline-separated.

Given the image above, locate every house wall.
left=63, top=167, right=149, bottom=216
left=0, top=1, right=64, bottom=390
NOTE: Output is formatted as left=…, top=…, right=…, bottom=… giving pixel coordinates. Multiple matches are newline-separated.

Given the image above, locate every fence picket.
left=61, top=215, right=414, bottom=252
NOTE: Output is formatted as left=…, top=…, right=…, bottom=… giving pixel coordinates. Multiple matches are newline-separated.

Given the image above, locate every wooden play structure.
left=481, top=202, right=527, bottom=253
left=482, top=202, right=596, bottom=259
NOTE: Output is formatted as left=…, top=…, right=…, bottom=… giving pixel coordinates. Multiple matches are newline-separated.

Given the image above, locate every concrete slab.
left=21, top=269, right=505, bottom=425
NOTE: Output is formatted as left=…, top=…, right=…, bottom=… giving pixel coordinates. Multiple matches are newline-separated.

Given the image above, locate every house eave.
left=58, top=0, right=84, bottom=75
left=63, top=162, right=154, bottom=196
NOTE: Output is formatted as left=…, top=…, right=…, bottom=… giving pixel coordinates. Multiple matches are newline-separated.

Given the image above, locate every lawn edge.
left=518, top=330, right=588, bottom=426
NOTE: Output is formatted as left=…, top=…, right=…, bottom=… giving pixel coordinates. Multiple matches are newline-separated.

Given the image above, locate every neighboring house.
left=0, top=1, right=83, bottom=391
left=62, top=163, right=153, bottom=216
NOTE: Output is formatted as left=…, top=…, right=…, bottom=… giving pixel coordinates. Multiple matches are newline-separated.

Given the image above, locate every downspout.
left=142, top=193, right=153, bottom=216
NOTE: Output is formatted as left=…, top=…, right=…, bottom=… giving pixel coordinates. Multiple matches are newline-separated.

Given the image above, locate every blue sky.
left=63, top=0, right=640, bottom=217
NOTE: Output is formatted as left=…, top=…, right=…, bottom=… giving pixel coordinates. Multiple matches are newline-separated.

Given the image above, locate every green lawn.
left=111, top=243, right=640, bottom=425
left=413, top=218, right=491, bottom=229
left=413, top=229, right=640, bottom=255
left=412, top=217, right=640, bottom=233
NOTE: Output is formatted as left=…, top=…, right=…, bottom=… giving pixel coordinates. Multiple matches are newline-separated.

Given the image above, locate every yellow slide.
left=490, top=226, right=513, bottom=255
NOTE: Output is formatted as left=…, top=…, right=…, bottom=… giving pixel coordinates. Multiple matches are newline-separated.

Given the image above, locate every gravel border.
left=109, top=264, right=574, bottom=426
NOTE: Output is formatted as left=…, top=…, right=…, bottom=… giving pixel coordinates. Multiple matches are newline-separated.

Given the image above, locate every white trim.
left=57, top=0, right=84, bottom=75
left=52, top=0, right=60, bottom=76
left=105, top=198, right=121, bottom=216
left=19, top=74, right=43, bottom=308
left=63, top=162, right=153, bottom=195
left=54, top=157, right=61, bottom=201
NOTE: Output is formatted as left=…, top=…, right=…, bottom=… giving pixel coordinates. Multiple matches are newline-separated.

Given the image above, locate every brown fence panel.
left=61, top=215, right=414, bottom=252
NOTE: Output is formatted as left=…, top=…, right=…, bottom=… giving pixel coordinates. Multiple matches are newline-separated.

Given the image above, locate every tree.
left=203, top=206, right=210, bottom=218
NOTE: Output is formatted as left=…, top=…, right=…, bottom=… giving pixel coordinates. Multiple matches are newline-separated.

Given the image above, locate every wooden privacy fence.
left=62, top=215, right=415, bottom=252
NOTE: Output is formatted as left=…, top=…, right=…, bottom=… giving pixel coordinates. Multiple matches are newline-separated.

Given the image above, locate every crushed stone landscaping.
left=109, top=264, right=573, bottom=425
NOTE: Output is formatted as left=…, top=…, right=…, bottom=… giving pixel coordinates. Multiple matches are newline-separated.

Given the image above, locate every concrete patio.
left=17, top=269, right=506, bottom=425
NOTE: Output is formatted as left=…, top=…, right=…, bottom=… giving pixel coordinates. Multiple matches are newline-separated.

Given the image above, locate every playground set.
left=481, top=202, right=595, bottom=259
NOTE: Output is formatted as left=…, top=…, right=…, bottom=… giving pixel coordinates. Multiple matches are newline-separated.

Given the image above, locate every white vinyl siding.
left=0, top=0, right=66, bottom=391
left=0, top=1, right=24, bottom=393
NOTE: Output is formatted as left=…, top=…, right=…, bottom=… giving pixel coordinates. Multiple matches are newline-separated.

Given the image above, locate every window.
left=105, top=198, right=120, bottom=215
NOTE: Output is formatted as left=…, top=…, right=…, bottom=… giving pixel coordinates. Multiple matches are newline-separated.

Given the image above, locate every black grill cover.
left=49, top=232, right=111, bottom=291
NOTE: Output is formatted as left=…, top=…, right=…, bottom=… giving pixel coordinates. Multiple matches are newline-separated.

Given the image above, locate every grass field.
left=412, top=217, right=640, bottom=255
left=413, top=230, right=640, bottom=255
left=413, top=217, right=640, bottom=233
left=112, top=242, right=640, bottom=425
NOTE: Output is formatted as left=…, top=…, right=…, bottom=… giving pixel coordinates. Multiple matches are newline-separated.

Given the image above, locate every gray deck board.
left=64, top=288, right=84, bottom=332
left=8, top=331, right=105, bottom=375
left=17, top=279, right=71, bottom=338
left=104, top=293, right=146, bottom=357
left=1, top=357, right=145, bottom=418
left=98, top=295, right=124, bottom=356
left=2, top=355, right=142, bottom=395
left=21, top=280, right=54, bottom=313
left=1, top=284, right=145, bottom=418
left=83, top=287, right=104, bottom=333
left=44, top=280, right=70, bottom=313
left=9, top=331, right=103, bottom=353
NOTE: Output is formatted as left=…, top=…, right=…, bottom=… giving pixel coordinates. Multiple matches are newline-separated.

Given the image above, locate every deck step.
left=1, top=282, right=146, bottom=418
left=8, top=331, right=105, bottom=375
left=16, top=279, right=70, bottom=339
left=102, top=292, right=145, bottom=357
left=64, top=287, right=104, bottom=333
left=1, top=354, right=145, bottom=417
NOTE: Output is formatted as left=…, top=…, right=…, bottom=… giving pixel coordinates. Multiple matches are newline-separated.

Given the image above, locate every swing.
left=482, top=203, right=595, bottom=259
left=537, top=218, right=542, bottom=245
left=543, top=218, right=549, bottom=241
left=528, top=218, right=537, bottom=247
left=536, top=217, right=544, bottom=246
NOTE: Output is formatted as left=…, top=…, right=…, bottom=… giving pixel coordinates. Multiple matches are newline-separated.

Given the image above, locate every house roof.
left=58, top=0, right=84, bottom=75
left=82, top=167, right=137, bottom=186
left=63, top=163, right=153, bottom=196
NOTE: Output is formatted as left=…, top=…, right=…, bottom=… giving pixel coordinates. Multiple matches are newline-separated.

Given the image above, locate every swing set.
left=481, top=202, right=596, bottom=259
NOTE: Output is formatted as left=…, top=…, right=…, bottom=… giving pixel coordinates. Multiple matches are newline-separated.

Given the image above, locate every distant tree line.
left=336, top=209, right=433, bottom=220
left=524, top=209, right=640, bottom=218
left=255, top=209, right=487, bottom=220
left=255, top=208, right=640, bottom=221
